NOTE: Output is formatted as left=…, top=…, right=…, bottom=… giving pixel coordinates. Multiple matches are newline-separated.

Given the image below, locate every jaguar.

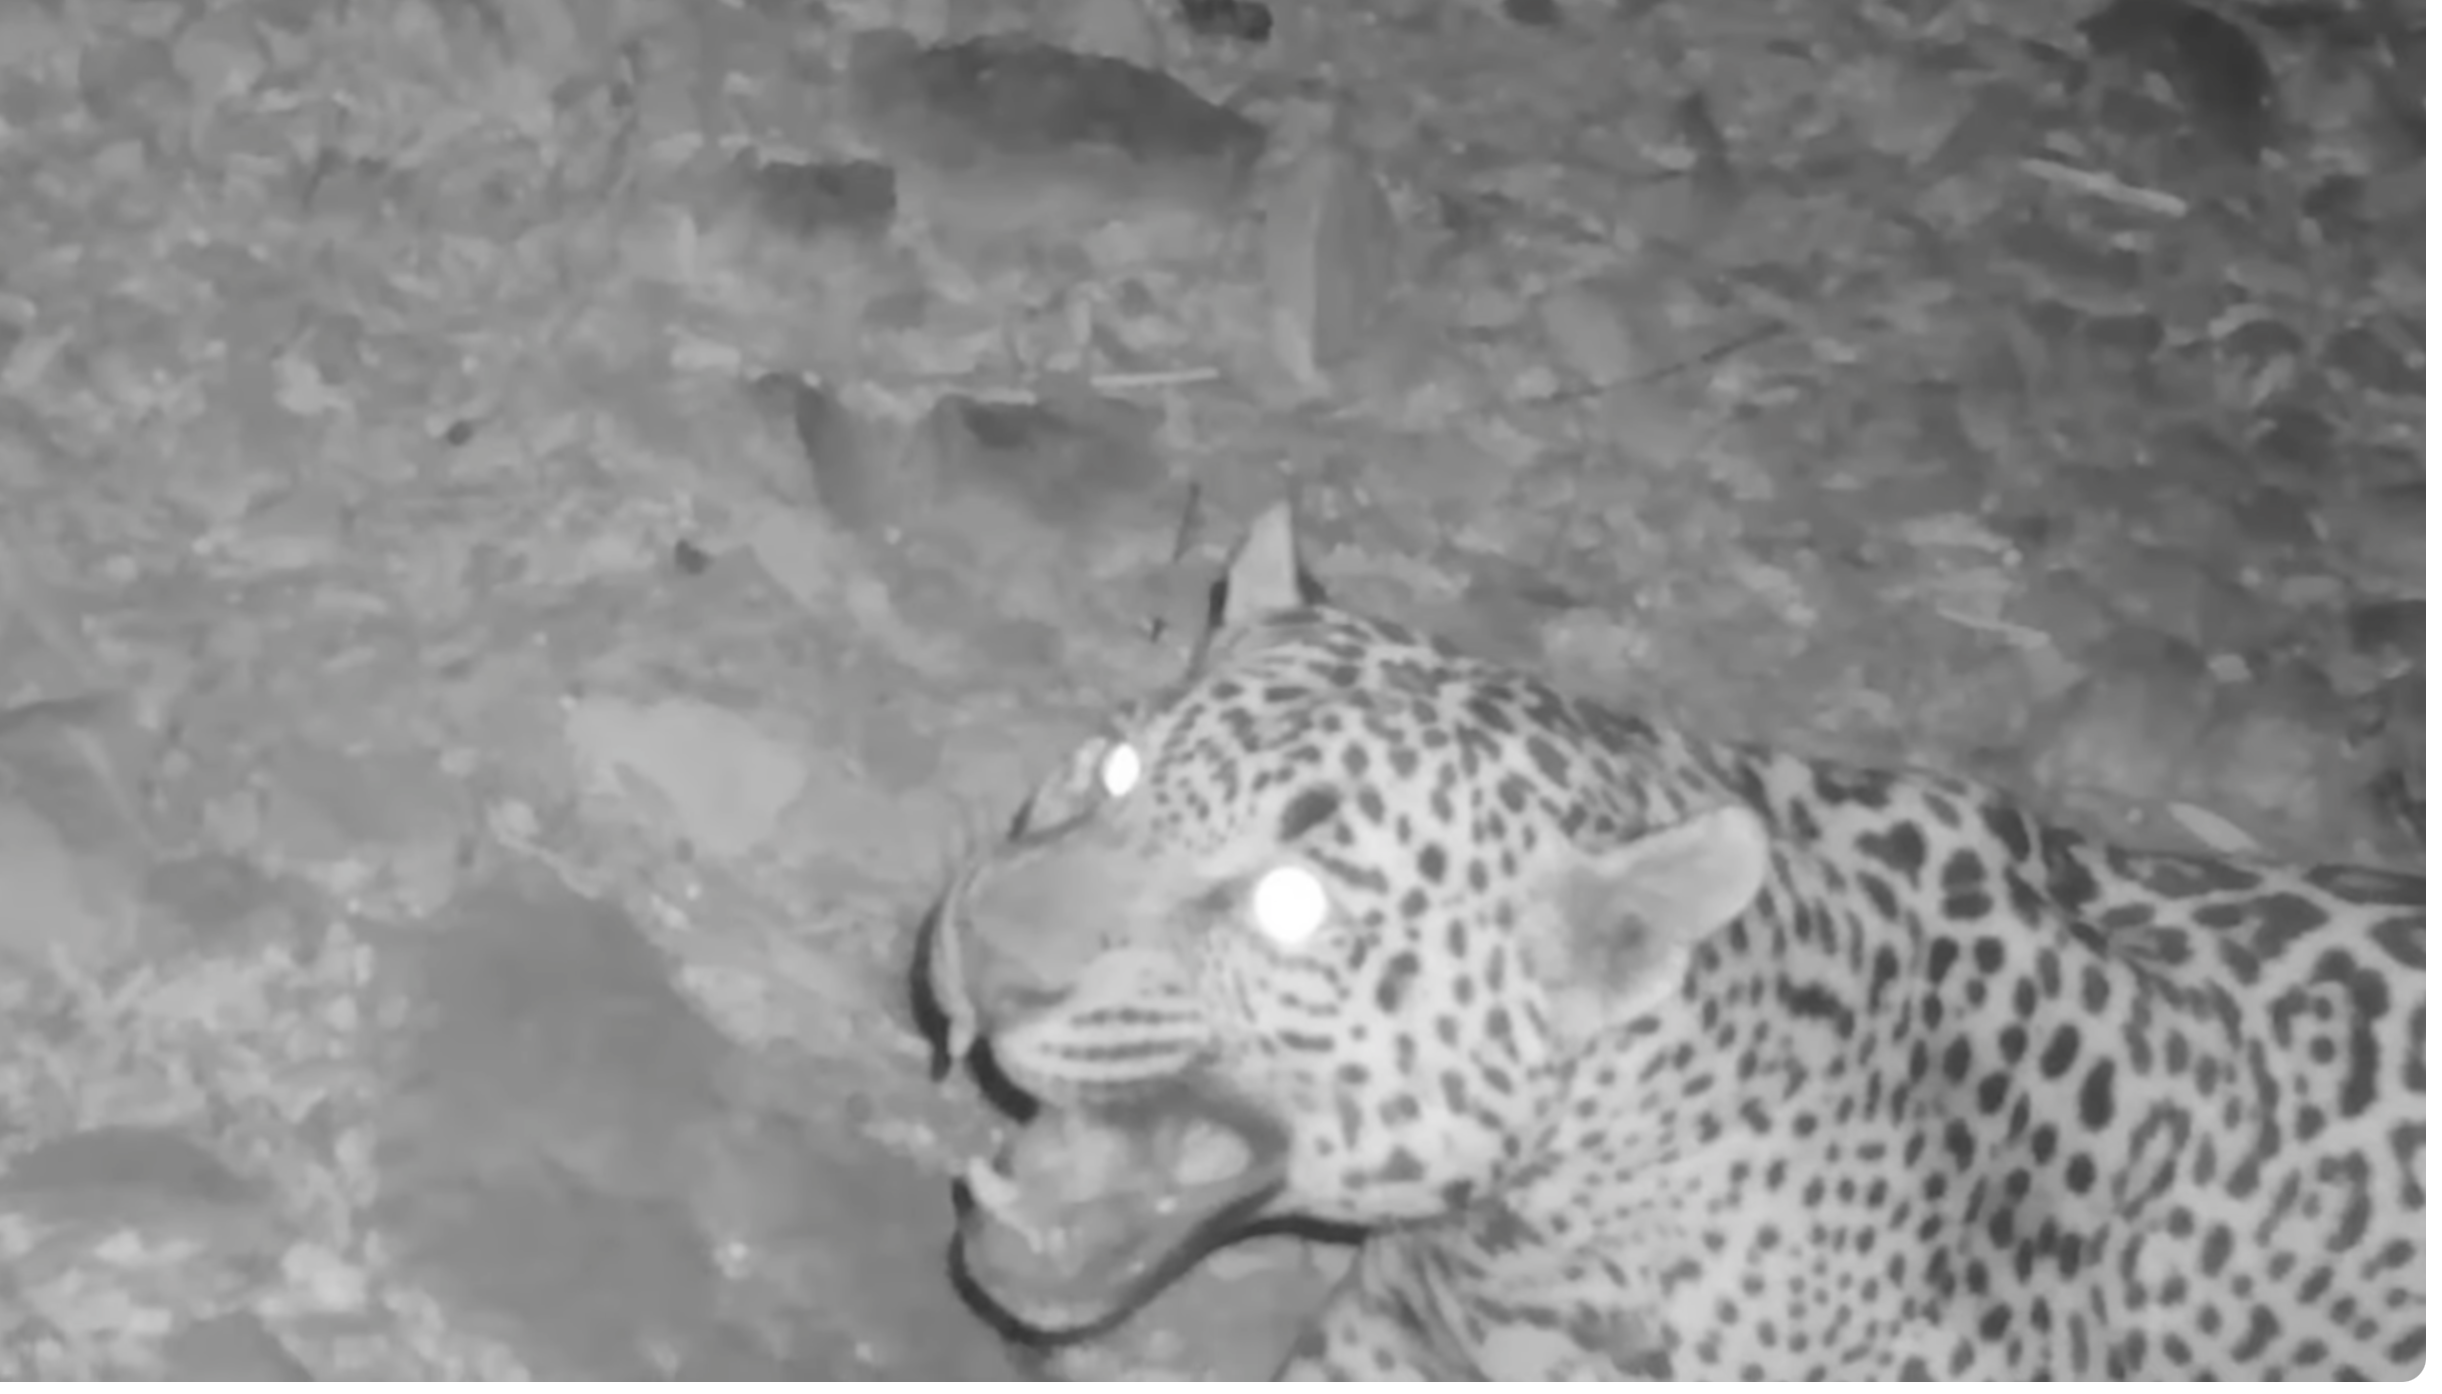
left=917, top=502, right=2426, bottom=1379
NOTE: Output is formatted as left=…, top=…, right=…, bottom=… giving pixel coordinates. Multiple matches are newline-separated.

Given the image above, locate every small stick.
left=1092, top=367, right=1224, bottom=392
left=2018, top=158, right=2188, bottom=217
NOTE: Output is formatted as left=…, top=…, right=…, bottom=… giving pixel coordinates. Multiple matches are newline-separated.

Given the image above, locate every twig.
left=1092, top=367, right=1223, bottom=392
left=2018, top=158, right=2188, bottom=218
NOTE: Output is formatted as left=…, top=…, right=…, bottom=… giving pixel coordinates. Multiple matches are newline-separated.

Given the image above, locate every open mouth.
left=951, top=1086, right=1289, bottom=1343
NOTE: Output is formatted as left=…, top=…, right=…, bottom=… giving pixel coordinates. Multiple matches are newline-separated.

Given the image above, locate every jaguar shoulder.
left=919, top=503, right=2426, bottom=1380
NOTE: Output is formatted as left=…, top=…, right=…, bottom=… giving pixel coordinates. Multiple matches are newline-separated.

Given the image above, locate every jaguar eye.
left=1250, top=864, right=1330, bottom=950
left=1097, top=741, right=1143, bottom=799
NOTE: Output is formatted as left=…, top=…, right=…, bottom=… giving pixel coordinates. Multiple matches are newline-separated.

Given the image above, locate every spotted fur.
left=928, top=505, right=2426, bottom=1379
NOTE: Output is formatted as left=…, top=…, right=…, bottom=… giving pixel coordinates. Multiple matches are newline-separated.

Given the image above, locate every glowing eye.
left=1250, top=865, right=1331, bottom=950
left=1097, top=741, right=1142, bottom=799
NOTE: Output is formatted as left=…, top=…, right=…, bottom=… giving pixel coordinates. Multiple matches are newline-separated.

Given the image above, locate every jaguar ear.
left=1531, top=803, right=1771, bottom=1047
left=1209, top=501, right=1328, bottom=633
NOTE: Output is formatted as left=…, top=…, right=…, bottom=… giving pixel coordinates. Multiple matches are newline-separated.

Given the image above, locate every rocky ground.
left=0, top=0, right=2421, bottom=1381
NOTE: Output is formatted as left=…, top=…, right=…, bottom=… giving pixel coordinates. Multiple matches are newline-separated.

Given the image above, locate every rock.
left=0, top=795, right=136, bottom=971
left=2316, top=481, right=2424, bottom=599
left=885, top=388, right=1173, bottom=581
left=0, top=1125, right=264, bottom=1230
left=371, top=870, right=1021, bottom=1379
left=79, top=34, right=183, bottom=127
left=846, top=32, right=1263, bottom=237
left=1178, top=0, right=1274, bottom=44
left=2005, top=572, right=2122, bottom=654
left=2365, top=764, right=2423, bottom=860
left=375, top=871, right=734, bottom=1208
left=171, top=10, right=267, bottom=102
left=383, top=1165, right=722, bottom=1379
left=2083, top=543, right=2276, bottom=656
left=748, top=372, right=886, bottom=525
left=2227, top=483, right=2319, bottom=551
left=0, top=6, right=69, bottom=75
left=2180, top=664, right=2399, bottom=863
left=2024, top=635, right=2213, bottom=806
left=0, top=694, right=160, bottom=971
left=145, top=852, right=307, bottom=954
left=884, top=0, right=952, bottom=44
left=736, top=155, right=897, bottom=246
left=158, top=1312, right=312, bottom=1381
left=2248, top=400, right=2338, bottom=479
left=562, top=696, right=809, bottom=860
left=1057, top=0, right=1165, bottom=66
left=2080, top=0, right=2273, bottom=161
left=747, top=371, right=893, bottom=522
left=923, top=389, right=1164, bottom=519
left=481, top=0, right=666, bottom=82
left=1264, top=143, right=1399, bottom=387
left=2188, top=706, right=2328, bottom=819
left=2331, top=597, right=2422, bottom=698
left=1537, top=284, right=1639, bottom=387
left=251, top=740, right=469, bottom=886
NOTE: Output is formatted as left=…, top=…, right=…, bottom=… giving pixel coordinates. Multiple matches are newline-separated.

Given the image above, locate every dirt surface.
left=0, top=0, right=2420, bottom=1381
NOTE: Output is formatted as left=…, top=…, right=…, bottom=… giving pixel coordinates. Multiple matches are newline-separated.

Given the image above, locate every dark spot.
left=2387, top=1328, right=2423, bottom=1368
left=1928, top=938, right=1960, bottom=986
left=1940, top=848, right=1987, bottom=894
left=2231, top=1304, right=2281, bottom=1362
left=1977, top=1071, right=2010, bottom=1114
left=1942, top=1038, right=1973, bottom=1083
left=2038, top=1025, right=2080, bottom=1079
left=1855, top=821, right=1928, bottom=881
left=1943, top=1119, right=1976, bottom=1172
left=1868, top=946, right=1902, bottom=1015
left=1377, top=947, right=1426, bottom=1015
left=2065, top=1154, right=2095, bottom=1195
left=1279, top=785, right=1343, bottom=841
left=1781, top=980, right=1854, bottom=1035
left=2080, top=965, right=2110, bottom=1012
left=2079, top=1059, right=2116, bottom=1129
left=1523, top=736, right=1571, bottom=787
left=2313, top=949, right=2389, bottom=1119
left=2030, top=1124, right=2057, bottom=1164
left=1862, top=875, right=1899, bottom=921
left=2199, top=1224, right=2233, bottom=1276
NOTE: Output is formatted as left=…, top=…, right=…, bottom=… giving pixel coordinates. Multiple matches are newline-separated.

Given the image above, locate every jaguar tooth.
left=1176, top=1119, right=1253, bottom=1187
left=964, top=1156, right=1030, bottom=1234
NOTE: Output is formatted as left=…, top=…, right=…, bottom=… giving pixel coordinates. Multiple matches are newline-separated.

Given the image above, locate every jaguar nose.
left=948, top=853, right=1115, bottom=1032
left=965, top=932, right=1077, bottom=1031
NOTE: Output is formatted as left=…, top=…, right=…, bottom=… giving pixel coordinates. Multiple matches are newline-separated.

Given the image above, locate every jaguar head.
left=919, top=503, right=1771, bottom=1340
